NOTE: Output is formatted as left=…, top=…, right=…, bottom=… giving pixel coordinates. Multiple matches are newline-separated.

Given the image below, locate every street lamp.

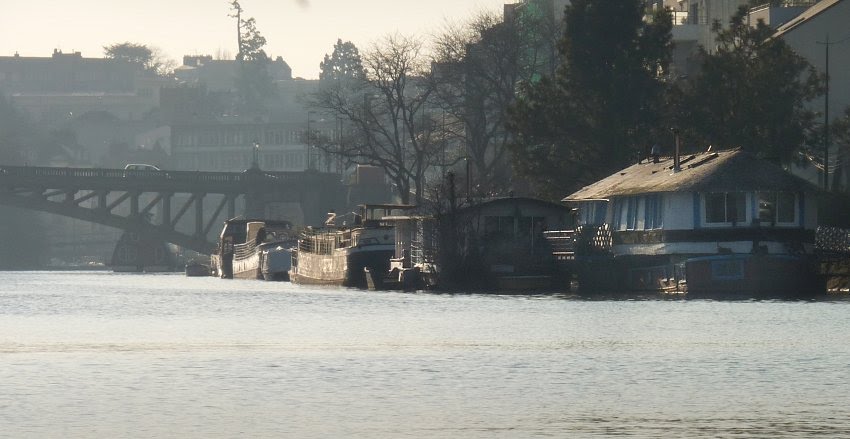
left=251, top=139, right=260, bottom=170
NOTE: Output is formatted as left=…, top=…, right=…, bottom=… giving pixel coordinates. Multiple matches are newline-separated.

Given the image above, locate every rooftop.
left=564, top=148, right=819, bottom=201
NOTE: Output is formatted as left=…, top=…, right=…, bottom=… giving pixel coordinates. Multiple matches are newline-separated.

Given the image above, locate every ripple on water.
left=1, top=271, right=850, bottom=438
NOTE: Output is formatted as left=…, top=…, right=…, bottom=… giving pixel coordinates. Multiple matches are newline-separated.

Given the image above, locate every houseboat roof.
left=564, top=148, right=818, bottom=202
left=459, top=196, right=571, bottom=213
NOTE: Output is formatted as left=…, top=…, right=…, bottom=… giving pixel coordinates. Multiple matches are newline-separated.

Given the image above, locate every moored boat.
left=216, top=218, right=294, bottom=280
left=289, top=204, right=411, bottom=288
left=365, top=212, right=437, bottom=291
left=185, top=259, right=211, bottom=277
left=685, top=253, right=822, bottom=298
left=565, top=148, right=822, bottom=297
left=260, top=241, right=294, bottom=281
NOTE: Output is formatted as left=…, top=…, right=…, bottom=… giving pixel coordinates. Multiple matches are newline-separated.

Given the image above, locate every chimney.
left=671, top=128, right=681, bottom=172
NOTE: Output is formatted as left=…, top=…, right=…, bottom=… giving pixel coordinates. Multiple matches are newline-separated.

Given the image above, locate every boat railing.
left=410, top=240, right=437, bottom=265
left=298, top=230, right=346, bottom=255
left=544, top=229, right=577, bottom=260
left=572, top=224, right=613, bottom=255
left=233, top=240, right=258, bottom=260
left=816, top=226, right=850, bottom=255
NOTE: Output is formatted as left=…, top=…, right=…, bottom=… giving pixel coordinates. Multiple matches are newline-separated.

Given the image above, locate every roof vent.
left=688, top=152, right=719, bottom=169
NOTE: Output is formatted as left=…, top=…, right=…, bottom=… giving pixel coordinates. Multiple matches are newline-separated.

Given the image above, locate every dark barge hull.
left=290, top=245, right=394, bottom=289
left=575, top=252, right=823, bottom=298
left=685, top=253, right=823, bottom=298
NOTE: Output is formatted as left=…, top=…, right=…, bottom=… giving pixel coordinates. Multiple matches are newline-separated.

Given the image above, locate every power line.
left=814, top=33, right=850, bottom=190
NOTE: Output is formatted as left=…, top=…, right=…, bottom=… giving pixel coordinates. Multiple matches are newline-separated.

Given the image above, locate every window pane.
left=518, top=217, right=532, bottom=238
left=500, top=216, right=515, bottom=237
left=579, top=203, right=590, bottom=224
left=758, top=192, right=775, bottom=222
left=777, top=192, right=796, bottom=223
left=705, top=193, right=726, bottom=223
left=616, top=200, right=629, bottom=230
left=627, top=198, right=637, bottom=230
left=533, top=217, right=545, bottom=235
left=728, top=193, right=746, bottom=223
left=653, top=195, right=663, bottom=229
left=594, top=202, right=607, bottom=224
left=484, top=216, right=498, bottom=237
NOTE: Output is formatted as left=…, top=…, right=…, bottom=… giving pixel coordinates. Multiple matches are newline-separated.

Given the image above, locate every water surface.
left=2, top=271, right=849, bottom=438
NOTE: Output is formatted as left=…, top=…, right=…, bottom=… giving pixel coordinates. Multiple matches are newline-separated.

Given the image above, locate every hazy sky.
left=1, top=0, right=511, bottom=79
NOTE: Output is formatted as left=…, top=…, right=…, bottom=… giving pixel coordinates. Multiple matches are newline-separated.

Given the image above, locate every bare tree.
left=431, top=8, right=561, bottom=196
left=310, top=33, right=439, bottom=205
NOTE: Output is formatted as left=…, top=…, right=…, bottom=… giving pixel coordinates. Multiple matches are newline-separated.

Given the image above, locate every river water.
left=2, top=271, right=850, bottom=438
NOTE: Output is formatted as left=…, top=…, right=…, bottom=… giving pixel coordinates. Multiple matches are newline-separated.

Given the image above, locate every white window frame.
left=757, top=191, right=798, bottom=227
left=702, top=192, right=749, bottom=227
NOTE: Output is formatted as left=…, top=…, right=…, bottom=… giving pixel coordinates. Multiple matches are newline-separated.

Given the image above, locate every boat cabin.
left=455, top=197, right=574, bottom=289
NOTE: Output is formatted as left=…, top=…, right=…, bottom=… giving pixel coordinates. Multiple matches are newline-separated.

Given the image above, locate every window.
left=612, top=196, right=663, bottom=231
left=579, top=201, right=607, bottom=225
left=758, top=192, right=796, bottom=224
left=704, top=192, right=746, bottom=224
left=711, top=258, right=744, bottom=280
left=483, top=216, right=517, bottom=240
left=644, top=194, right=663, bottom=229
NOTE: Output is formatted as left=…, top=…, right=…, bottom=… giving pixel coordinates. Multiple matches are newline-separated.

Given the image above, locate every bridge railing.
left=0, top=165, right=335, bottom=185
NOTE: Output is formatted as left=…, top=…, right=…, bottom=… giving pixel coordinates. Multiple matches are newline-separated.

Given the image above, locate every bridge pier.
left=111, top=231, right=177, bottom=272
left=161, top=193, right=172, bottom=229
left=130, top=191, right=139, bottom=217
left=195, top=193, right=204, bottom=238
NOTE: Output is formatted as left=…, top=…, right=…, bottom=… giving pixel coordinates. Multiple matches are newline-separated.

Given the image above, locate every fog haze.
left=1, top=0, right=507, bottom=78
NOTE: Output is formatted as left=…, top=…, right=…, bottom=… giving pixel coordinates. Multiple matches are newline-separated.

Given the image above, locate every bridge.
left=0, top=165, right=346, bottom=255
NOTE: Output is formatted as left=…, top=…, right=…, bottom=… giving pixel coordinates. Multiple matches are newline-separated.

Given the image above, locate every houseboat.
left=365, top=197, right=573, bottom=291
left=454, top=197, right=574, bottom=291
left=565, top=148, right=823, bottom=297
left=365, top=212, right=438, bottom=290
left=289, top=204, right=412, bottom=288
left=215, top=218, right=294, bottom=280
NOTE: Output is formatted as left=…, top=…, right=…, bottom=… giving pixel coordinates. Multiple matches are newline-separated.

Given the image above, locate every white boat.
left=217, top=218, right=294, bottom=280
left=260, top=241, right=293, bottom=281
left=289, top=204, right=413, bottom=288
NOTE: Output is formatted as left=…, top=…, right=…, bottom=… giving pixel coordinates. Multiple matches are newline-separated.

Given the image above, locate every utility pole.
left=818, top=34, right=830, bottom=191
left=815, top=33, right=850, bottom=191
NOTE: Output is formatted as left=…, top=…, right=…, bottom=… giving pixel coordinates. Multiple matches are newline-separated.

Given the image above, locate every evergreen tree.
left=319, top=39, right=365, bottom=82
left=230, top=0, right=275, bottom=112
left=674, top=6, right=822, bottom=164
left=103, top=42, right=174, bottom=76
left=507, top=0, right=673, bottom=199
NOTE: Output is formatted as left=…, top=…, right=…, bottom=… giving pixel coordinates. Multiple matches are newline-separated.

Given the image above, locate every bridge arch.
left=0, top=166, right=345, bottom=255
